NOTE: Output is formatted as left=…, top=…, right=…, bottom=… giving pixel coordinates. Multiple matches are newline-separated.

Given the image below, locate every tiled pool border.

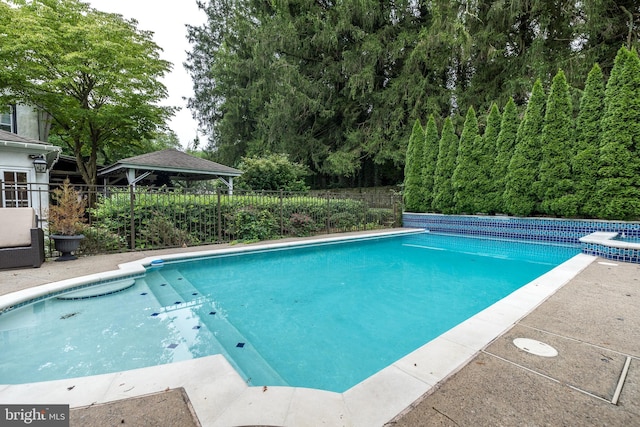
left=403, top=213, right=640, bottom=263
left=0, top=229, right=598, bottom=426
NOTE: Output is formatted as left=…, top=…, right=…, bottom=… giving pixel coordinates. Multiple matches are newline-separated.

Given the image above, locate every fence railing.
left=4, top=182, right=402, bottom=257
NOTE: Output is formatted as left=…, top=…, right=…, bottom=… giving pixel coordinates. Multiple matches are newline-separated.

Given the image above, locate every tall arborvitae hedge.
left=538, top=70, right=576, bottom=217
left=432, top=117, right=458, bottom=213
left=452, top=107, right=480, bottom=213
left=596, top=47, right=640, bottom=220
left=405, top=53, right=640, bottom=221
left=504, top=79, right=546, bottom=216
left=403, top=119, right=426, bottom=212
left=479, top=103, right=501, bottom=213
left=494, top=98, right=518, bottom=214
left=422, top=115, right=439, bottom=211
left=573, top=63, right=605, bottom=217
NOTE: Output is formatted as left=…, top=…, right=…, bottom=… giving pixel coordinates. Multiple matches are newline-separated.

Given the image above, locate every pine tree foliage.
left=477, top=103, right=501, bottom=214
left=573, top=64, right=605, bottom=217
left=504, top=79, right=546, bottom=216
left=185, top=0, right=638, bottom=187
left=452, top=107, right=481, bottom=213
left=432, top=117, right=458, bottom=214
left=596, top=47, right=640, bottom=220
left=403, top=120, right=426, bottom=212
left=493, top=98, right=519, bottom=214
left=538, top=70, right=576, bottom=217
left=422, top=115, right=440, bottom=211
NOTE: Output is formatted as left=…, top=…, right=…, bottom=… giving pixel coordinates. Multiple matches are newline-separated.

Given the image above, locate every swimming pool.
left=0, top=232, right=580, bottom=391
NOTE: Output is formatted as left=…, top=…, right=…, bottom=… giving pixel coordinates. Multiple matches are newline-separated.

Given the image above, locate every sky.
left=88, top=0, right=207, bottom=149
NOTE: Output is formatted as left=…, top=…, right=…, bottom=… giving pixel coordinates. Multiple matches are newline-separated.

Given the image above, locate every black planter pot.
left=51, top=234, right=85, bottom=261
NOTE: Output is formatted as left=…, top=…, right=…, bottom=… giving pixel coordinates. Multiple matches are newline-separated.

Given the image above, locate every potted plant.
left=48, top=179, right=86, bottom=261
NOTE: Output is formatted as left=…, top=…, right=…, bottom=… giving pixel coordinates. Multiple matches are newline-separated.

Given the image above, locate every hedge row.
left=80, top=191, right=397, bottom=252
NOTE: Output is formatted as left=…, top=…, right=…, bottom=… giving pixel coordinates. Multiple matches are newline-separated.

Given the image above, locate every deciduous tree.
left=0, top=0, right=174, bottom=186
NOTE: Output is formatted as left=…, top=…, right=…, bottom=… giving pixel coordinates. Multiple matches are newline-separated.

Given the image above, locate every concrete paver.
left=70, top=388, right=200, bottom=427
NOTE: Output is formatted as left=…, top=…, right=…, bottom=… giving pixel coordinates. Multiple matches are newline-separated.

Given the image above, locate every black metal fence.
left=5, top=182, right=402, bottom=257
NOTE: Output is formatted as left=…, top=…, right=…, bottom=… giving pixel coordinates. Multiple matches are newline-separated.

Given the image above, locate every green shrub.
left=286, top=213, right=319, bottom=236
left=225, top=207, right=279, bottom=241
left=236, top=153, right=310, bottom=191
left=329, top=212, right=357, bottom=230
left=79, top=225, right=127, bottom=254
left=89, top=190, right=396, bottom=249
left=139, top=213, right=199, bottom=248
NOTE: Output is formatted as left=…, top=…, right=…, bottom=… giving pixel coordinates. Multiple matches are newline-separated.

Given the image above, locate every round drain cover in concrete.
left=513, top=338, right=558, bottom=357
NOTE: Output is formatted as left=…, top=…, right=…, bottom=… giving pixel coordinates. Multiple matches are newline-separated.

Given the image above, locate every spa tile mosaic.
left=403, top=213, right=640, bottom=263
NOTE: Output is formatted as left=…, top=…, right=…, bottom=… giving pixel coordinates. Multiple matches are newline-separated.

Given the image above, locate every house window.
left=0, top=105, right=16, bottom=133
left=1, top=171, right=29, bottom=207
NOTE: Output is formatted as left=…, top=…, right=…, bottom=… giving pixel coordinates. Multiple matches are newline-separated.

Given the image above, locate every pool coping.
left=579, top=231, right=640, bottom=249
left=0, top=230, right=596, bottom=426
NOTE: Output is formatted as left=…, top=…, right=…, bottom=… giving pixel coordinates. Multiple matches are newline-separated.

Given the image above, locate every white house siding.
left=0, top=105, right=59, bottom=220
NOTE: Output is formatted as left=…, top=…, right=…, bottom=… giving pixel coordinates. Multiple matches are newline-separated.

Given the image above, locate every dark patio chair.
left=0, top=207, right=45, bottom=269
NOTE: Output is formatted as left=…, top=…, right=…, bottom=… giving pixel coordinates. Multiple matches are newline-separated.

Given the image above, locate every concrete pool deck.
left=0, top=230, right=638, bottom=426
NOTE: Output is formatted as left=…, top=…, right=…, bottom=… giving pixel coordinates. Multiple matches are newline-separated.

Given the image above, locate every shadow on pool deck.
left=1, top=230, right=639, bottom=426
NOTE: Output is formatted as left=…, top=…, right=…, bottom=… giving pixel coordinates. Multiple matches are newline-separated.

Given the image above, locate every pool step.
left=142, top=270, right=286, bottom=386
left=144, top=270, right=198, bottom=308
left=157, top=268, right=204, bottom=303
left=194, top=305, right=287, bottom=387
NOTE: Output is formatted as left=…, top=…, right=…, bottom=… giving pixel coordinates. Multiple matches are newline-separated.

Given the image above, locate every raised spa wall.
left=402, top=213, right=640, bottom=264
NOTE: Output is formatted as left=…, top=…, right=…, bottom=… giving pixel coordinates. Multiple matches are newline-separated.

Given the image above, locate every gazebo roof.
left=98, top=149, right=242, bottom=182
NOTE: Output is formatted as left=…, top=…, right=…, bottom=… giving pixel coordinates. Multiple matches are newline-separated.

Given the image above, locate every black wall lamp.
left=29, top=154, right=48, bottom=173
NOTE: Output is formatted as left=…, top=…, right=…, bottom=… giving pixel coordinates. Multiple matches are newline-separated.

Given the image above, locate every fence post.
left=326, top=193, right=330, bottom=234
left=280, top=189, right=284, bottom=236
left=217, top=188, right=222, bottom=241
left=393, top=195, right=399, bottom=227
left=129, top=185, right=135, bottom=250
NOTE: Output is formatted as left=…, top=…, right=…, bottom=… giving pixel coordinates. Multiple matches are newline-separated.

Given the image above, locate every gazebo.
left=98, top=149, right=242, bottom=193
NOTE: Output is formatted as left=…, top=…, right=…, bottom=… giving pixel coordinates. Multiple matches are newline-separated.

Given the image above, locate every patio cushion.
left=0, top=207, right=37, bottom=248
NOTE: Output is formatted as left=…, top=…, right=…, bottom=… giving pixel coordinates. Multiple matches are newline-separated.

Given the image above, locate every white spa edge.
left=579, top=231, right=640, bottom=250
left=0, top=230, right=595, bottom=427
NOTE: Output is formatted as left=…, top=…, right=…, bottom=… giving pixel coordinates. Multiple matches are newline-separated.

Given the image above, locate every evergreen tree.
left=452, top=107, right=480, bottom=213
left=573, top=64, right=605, bottom=217
left=185, top=0, right=639, bottom=187
left=596, top=47, right=640, bottom=220
left=504, top=79, right=546, bottom=216
left=579, top=1, right=640, bottom=76
left=494, top=98, right=519, bottom=214
left=422, top=115, right=440, bottom=211
left=538, top=70, right=576, bottom=217
left=403, top=120, right=426, bottom=212
left=432, top=117, right=458, bottom=213
left=479, top=103, right=501, bottom=213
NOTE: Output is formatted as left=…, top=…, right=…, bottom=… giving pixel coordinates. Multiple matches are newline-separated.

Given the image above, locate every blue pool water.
left=615, top=235, right=640, bottom=243
left=0, top=233, right=580, bottom=391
